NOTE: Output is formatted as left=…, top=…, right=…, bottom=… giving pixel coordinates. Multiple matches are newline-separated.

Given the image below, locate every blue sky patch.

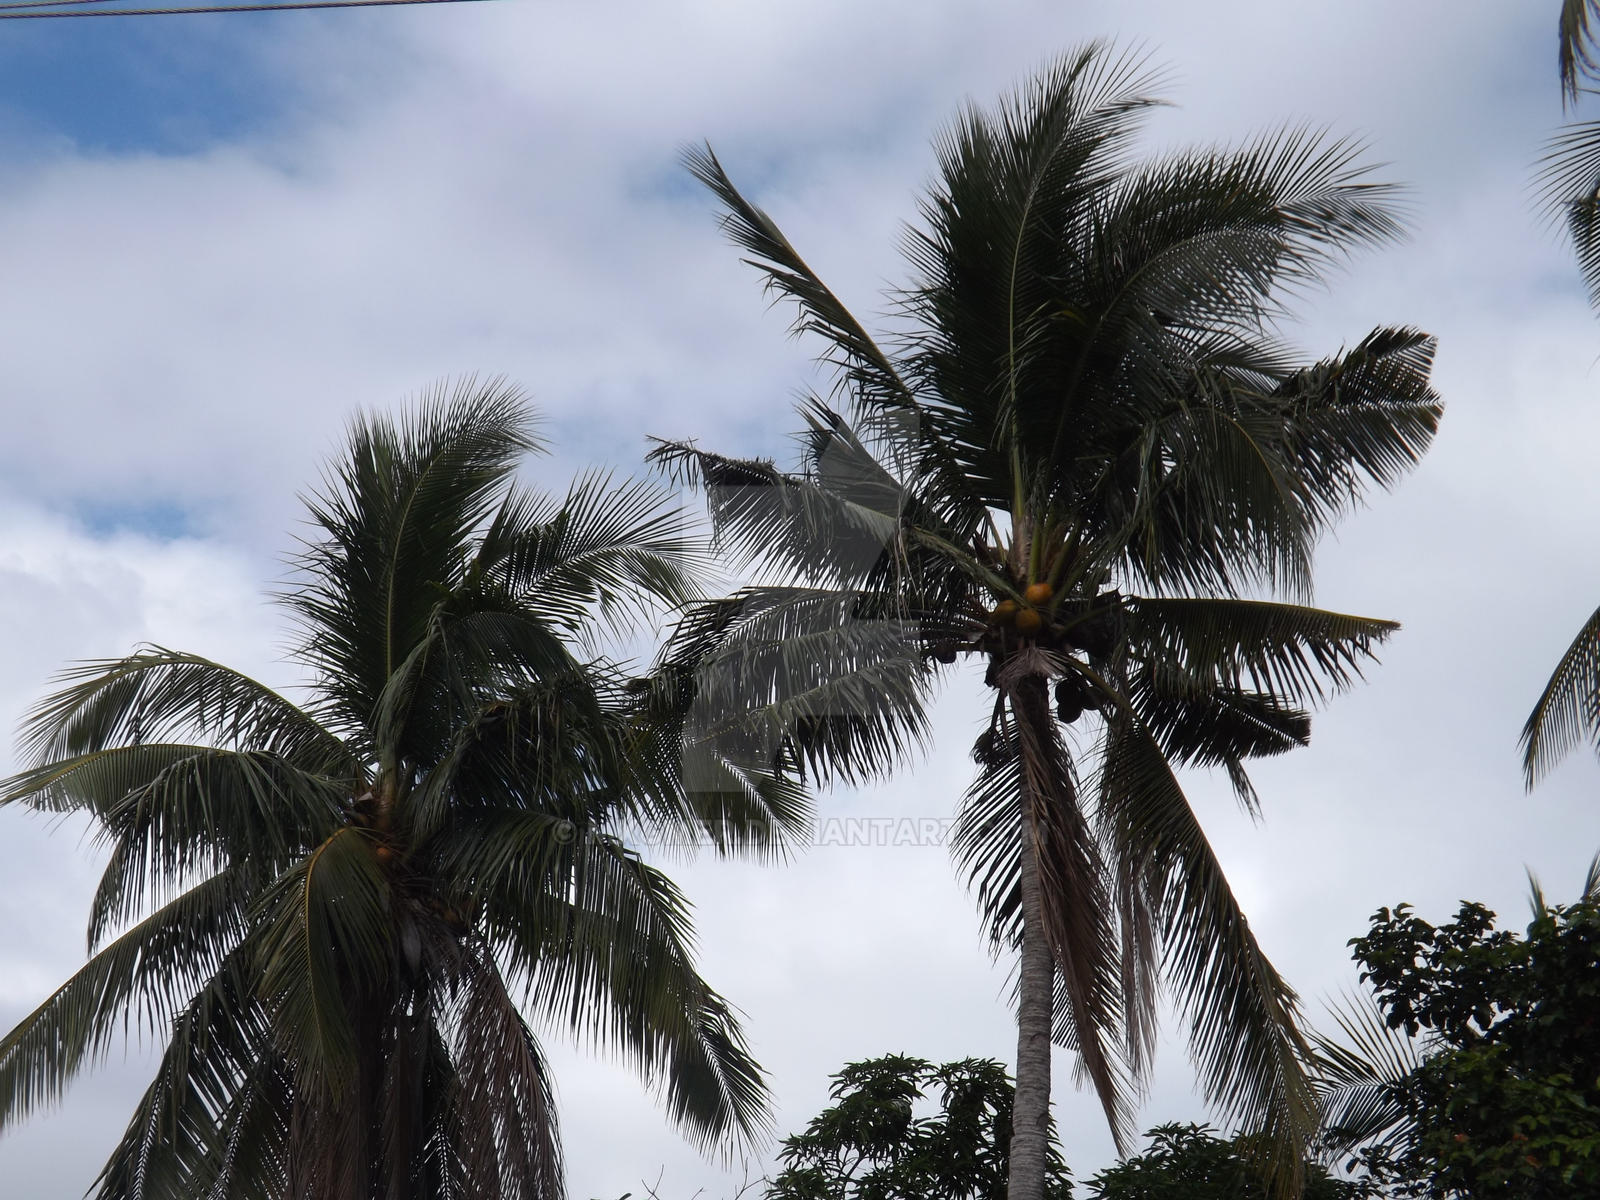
left=0, top=14, right=292, bottom=154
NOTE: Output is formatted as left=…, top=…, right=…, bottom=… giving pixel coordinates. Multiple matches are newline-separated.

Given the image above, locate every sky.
left=0, top=1, right=1597, bottom=1196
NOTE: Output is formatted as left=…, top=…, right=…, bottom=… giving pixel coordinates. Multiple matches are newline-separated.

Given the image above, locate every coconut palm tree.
left=1523, top=1, right=1600, bottom=784
left=650, top=47, right=1440, bottom=1199
left=0, top=379, right=789, bottom=1200
left=1541, top=0, right=1600, bottom=305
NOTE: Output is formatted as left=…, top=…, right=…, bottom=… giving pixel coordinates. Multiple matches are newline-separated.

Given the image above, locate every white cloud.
left=1, top=2, right=1599, bottom=1197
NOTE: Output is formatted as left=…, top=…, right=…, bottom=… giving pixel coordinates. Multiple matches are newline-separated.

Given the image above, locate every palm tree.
left=650, top=47, right=1440, bottom=1199
left=1523, top=1, right=1600, bottom=783
left=0, top=379, right=786, bottom=1200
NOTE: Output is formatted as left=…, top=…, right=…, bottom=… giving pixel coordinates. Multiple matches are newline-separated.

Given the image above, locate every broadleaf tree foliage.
left=653, top=45, right=1439, bottom=1200
left=1314, top=859, right=1600, bottom=1198
left=0, top=380, right=785, bottom=1200
left=764, top=1055, right=1073, bottom=1200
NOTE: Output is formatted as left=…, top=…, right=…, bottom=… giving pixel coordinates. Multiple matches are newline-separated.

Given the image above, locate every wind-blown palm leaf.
left=649, top=437, right=906, bottom=591
left=472, top=470, right=705, bottom=634
left=0, top=380, right=768, bottom=1199
left=1004, top=663, right=1132, bottom=1146
left=0, top=866, right=251, bottom=1129
left=18, top=649, right=354, bottom=766
left=1562, top=0, right=1600, bottom=103
left=451, top=946, right=563, bottom=1200
left=1521, top=602, right=1600, bottom=783
left=657, top=586, right=939, bottom=788
left=1126, top=598, right=1396, bottom=705
left=442, top=810, right=771, bottom=1152
left=90, top=953, right=282, bottom=1200
left=1542, top=2, right=1600, bottom=305
left=682, top=146, right=918, bottom=413
left=1095, top=713, right=1317, bottom=1193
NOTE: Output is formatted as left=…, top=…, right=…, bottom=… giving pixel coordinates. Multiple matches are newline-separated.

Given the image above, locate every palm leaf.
left=1096, top=713, right=1318, bottom=1193
left=1127, top=597, right=1396, bottom=705
left=1522, top=602, right=1600, bottom=784
left=1310, top=990, right=1421, bottom=1160
left=0, top=867, right=251, bottom=1130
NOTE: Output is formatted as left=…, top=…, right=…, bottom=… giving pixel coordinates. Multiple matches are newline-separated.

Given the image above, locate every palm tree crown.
left=652, top=46, right=1440, bottom=1197
left=0, top=379, right=775, bottom=1200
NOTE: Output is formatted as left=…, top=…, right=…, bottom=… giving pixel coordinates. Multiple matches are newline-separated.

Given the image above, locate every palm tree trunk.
left=1008, top=792, right=1055, bottom=1200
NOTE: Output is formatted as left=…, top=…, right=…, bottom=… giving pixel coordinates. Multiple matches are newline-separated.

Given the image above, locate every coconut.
left=991, top=599, right=1019, bottom=624
left=1015, top=608, right=1043, bottom=635
left=1024, top=581, right=1053, bottom=607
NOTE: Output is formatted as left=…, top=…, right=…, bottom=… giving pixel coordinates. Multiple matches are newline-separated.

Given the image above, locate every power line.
left=0, top=0, right=495, bottom=17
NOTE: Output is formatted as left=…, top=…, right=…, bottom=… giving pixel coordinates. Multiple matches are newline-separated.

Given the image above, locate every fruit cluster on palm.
left=652, top=46, right=1440, bottom=1198
left=0, top=381, right=784, bottom=1199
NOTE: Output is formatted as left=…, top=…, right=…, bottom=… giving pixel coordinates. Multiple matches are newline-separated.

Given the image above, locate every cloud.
left=1, top=2, right=1600, bottom=1197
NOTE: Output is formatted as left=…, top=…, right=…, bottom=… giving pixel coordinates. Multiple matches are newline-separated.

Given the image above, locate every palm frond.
left=1310, top=990, right=1420, bottom=1159
left=16, top=648, right=351, bottom=769
left=286, top=376, right=541, bottom=726
left=1096, top=713, right=1317, bottom=1194
left=682, top=144, right=917, bottom=411
left=452, top=947, right=563, bottom=1200
left=473, top=470, right=706, bottom=633
left=1561, top=0, right=1600, bottom=103
left=91, top=953, right=283, bottom=1200
left=1128, top=597, right=1396, bottom=706
left=1522, top=603, right=1600, bottom=785
left=459, top=817, right=771, bottom=1151
left=255, top=829, right=393, bottom=1096
left=1006, top=672, right=1133, bottom=1149
left=658, top=587, right=938, bottom=788
left=0, top=867, right=251, bottom=1131
left=648, top=437, right=905, bottom=589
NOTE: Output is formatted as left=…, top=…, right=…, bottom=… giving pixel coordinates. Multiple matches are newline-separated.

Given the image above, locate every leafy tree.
left=1316, top=860, right=1600, bottom=1197
left=1085, top=1124, right=1366, bottom=1200
left=765, top=1056, right=1072, bottom=1200
left=0, top=380, right=787, bottom=1200
left=653, top=44, right=1439, bottom=1199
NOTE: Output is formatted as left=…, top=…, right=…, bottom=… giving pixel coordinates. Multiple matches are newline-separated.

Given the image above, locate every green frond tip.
left=1521, top=603, right=1600, bottom=787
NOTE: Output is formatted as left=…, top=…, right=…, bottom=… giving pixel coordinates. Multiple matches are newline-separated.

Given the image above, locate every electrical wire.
left=0, top=0, right=494, bottom=17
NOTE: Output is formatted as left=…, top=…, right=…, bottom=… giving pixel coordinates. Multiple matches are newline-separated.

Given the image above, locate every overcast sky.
left=1, top=2, right=1599, bottom=1197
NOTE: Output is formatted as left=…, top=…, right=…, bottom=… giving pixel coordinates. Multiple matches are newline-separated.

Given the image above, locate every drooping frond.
left=1561, top=0, right=1600, bottom=103
left=1096, top=713, right=1318, bottom=1194
left=254, top=829, right=394, bottom=1095
left=451, top=947, right=564, bottom=1200
left=951, top=671, right=1134, bottom=1148
left=654, top=587, right=939, bottom=790
left=451, top=815, right=772, bottom=1151
left=1522, top=603, right=1600, bottom=785
left=0, top=867, right=252, bottom=1131
left=1005, top=668, right=1132, bottom=1148
left=1542, top=0, right=1600, bottom=310
left=91, top=953, right=284, bottom=1200
left=648, top=435, right=906, bottom=590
